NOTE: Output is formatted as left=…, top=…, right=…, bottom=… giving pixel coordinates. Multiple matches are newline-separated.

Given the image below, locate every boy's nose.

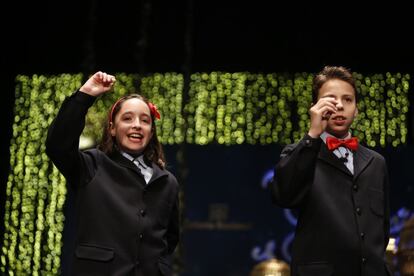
left=336, top=100, right=344, bottom=109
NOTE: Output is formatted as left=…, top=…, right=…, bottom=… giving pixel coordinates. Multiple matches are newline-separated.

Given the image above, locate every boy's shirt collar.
left=320, top=131, right=355, bottom=175
left=320, top=132, right=351, bottom=143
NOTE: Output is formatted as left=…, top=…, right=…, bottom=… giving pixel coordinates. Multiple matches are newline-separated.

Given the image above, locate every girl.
left=46, top=71, right=180, bottom=276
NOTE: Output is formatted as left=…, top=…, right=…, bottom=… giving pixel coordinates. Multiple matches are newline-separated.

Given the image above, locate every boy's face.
left=110, top=98, right=153, bottom=155
left=318, top=79, right=358, bottom=138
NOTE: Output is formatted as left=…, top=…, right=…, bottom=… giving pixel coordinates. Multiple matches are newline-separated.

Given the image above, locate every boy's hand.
left=79, top=71, right=116, bottom=97
left=308, top=97, right=338, bottom=138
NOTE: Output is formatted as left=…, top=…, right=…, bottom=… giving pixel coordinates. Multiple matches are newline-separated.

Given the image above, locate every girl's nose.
left=132, top=118, right=141, bottom=128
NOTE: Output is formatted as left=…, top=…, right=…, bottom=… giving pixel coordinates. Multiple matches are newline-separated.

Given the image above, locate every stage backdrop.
left=172, top=144, right=414, bottom=275
left=1, top=72, right=411, bottom=275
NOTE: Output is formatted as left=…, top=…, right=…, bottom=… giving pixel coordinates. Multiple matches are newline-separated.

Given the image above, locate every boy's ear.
left=354, top=108, right=358, bottom=117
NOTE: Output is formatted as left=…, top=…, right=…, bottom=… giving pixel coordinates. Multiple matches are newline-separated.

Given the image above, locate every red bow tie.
left=326, top=136, right=359, bottom=151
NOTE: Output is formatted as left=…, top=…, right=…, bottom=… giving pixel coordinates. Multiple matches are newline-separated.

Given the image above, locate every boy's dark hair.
left=312, top=66, right=358, bottom=104
left=97, top=94, right=166, bottom=169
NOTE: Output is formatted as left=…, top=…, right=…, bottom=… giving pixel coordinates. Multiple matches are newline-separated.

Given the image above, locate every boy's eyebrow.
left=322, top=93, right=354, bottom=98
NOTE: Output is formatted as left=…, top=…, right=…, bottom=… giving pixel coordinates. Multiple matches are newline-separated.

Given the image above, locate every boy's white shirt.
left=320, top=132, right=354, bottom=175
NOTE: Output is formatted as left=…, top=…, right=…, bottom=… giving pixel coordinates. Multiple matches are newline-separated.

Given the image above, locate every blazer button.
left=305, top=139, right=311, bottom=146
left=362, top=257, right=367, bottom=264
left=139, top=233, right=143, bottom=239
left=360, top=232, right=365, bottom=239
left=356, top=207, right=361, bottom=215
left=140, top=209, right=146, bottom=216
left=352, top=184, right=358, bottom=191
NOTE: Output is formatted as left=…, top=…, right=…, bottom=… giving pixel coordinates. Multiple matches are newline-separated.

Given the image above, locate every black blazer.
left=270, top=134, right=390, bottom=276
left=46, top=91, right=179, bottom=276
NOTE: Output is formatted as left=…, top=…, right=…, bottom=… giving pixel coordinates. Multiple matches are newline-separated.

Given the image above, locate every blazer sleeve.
left=45, top=91, right=97, bottom=186
left=270, top=134, right=322, bottom=208
left=166, top=182, right=180, bottom=255
left=383, top=158, right=390, bottom=250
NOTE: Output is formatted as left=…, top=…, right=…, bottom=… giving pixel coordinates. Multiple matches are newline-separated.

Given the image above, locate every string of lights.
left=1, top=71, right=410, bottom=274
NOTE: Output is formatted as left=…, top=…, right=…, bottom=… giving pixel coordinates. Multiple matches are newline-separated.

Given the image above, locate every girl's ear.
left=354, top=107, right=358, bottom=118
left=109, top=122, right=116, bottom=137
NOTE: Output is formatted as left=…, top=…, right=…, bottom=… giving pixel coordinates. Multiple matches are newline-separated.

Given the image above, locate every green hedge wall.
left=1, top=71, right=410, bottom=275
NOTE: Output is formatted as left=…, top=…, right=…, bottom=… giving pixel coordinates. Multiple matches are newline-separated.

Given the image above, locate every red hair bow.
left=148, top=102, right=161, bottom=120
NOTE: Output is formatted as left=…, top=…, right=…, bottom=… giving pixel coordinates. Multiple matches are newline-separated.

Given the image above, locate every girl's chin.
left=119, top=145, right=144, bottom=155
left=127, top=148, right=144, bottom=154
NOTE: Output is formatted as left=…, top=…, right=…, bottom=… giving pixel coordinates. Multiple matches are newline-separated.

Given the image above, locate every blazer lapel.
left=148, top=163, right=168, bottom=185
left=109, top=150, right=168, bottom=187
left=318, top=142, right=353, bottom=177
left=353, top=145, right=374, bottom=181
left=110, top=150, right=143, bottom=176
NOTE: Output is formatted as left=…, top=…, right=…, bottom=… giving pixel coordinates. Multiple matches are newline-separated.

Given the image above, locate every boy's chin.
left=326, top=127, right=350, bottom=138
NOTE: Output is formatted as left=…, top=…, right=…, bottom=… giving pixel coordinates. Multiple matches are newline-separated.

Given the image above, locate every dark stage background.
left=167, top=144, right=414, bottom=275
left=1, top=1, right=414, bottom=275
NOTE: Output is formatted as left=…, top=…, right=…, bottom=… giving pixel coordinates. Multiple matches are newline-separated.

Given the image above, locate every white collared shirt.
left=121, top=151, right=153, bottom=184
left=320, top=132, right=354, bottom=175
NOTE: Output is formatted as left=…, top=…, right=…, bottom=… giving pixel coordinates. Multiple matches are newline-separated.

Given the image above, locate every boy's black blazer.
left=271, top=134, right=390, bottom=276
left=46, top=92, right=179, bottom=276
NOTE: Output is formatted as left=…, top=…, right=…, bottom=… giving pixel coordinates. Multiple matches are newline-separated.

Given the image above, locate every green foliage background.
left=1, top=72, right=410, bottom=274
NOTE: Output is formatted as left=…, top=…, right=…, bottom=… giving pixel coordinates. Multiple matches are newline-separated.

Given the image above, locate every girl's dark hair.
left=312, top=66, right=358, bottom=104
left=97, top=94, right=166, bottom=169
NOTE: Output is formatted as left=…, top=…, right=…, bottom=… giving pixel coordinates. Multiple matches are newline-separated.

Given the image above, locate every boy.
left=270, top=66, right=390, bottom=276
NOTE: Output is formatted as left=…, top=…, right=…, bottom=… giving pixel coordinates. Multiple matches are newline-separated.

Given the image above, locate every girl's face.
left=110, top=98, right=153, bottom=155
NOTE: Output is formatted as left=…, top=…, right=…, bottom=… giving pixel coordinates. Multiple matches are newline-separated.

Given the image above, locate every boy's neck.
left=321, top=131, right=351, bottom=140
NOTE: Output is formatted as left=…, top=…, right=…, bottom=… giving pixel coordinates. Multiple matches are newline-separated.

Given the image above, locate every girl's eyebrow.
left=120, top=111, right=134, bottom=116
left=120, top=110, right=151, bottom=117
